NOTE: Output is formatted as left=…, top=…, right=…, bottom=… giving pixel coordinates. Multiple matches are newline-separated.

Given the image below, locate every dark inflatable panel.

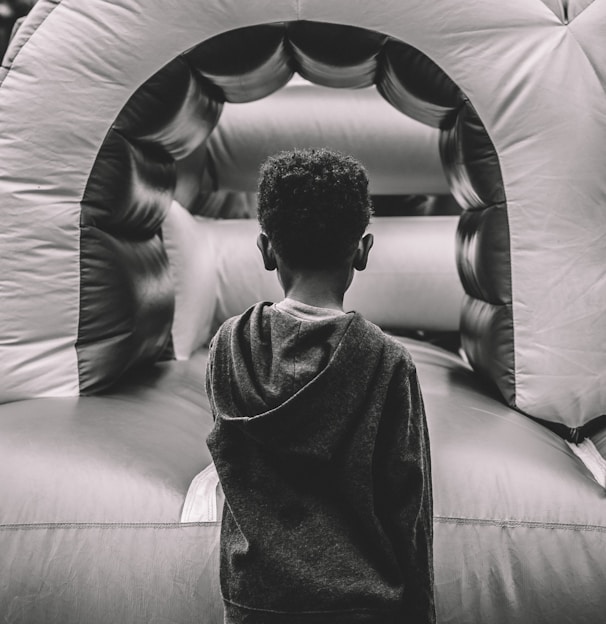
left=186, top=23, right=293, bottom=103
left=456, top=204, right=512, bottom=305
left=459, top=294, right=516, bottom=405
left=287, top=21, right=386, bottom=88
left=439, top=99, right=505, bottom=209
left=114, top=57, right=223, bottom=160
left=77, top=228, right=174, bottom=394
left=377, top=38, right=461, bottom=129
left=439, top=96, right=513, bottom=406
left=81, top=129, right=175, bottom=237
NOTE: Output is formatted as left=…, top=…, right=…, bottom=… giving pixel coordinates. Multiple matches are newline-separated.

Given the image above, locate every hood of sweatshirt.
left=207, top=302, right=386, bottom=461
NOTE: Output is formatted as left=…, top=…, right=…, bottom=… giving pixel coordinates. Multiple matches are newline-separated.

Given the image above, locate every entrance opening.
left=80, top=21, right=509, bottom=394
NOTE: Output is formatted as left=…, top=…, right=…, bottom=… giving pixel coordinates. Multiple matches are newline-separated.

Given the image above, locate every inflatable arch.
left=1, top=1, right=606, bottom=623
left=1, top=0, right=605, bottom=427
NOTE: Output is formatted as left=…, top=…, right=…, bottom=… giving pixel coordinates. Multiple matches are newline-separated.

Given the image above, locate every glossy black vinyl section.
left=114, top=57, right=223, bottom=160
left=456, top=205, right=512, bottom=305
left=440, top=100, right=505, bottom=210
left=287, top=21, right=387, bottom=89
left=186, top=24, right=294, bottom=103
left=82, top=130, right=175, bottom=238
left=460, top=295, right=516, bottom=406
left=77, top=227, right=174, bottom=394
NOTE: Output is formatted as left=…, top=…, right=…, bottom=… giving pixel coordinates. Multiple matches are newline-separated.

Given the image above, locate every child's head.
left=257, top=148, right=373, bottom=271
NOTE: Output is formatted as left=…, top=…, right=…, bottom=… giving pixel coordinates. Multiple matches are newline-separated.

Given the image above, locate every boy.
left=206, top=148, right=435, bottom=624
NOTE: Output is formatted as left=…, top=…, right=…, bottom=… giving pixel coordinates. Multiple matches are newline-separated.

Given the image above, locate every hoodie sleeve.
left=374, top=357, right=436, bottom=624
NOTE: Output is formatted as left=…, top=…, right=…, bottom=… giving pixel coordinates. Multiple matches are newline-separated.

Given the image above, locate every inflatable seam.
left=568, top=0, right=597, bottom=23
left=0, top=521, right=219, bottom=531
left=434, top=516, right=606, bottom=533
left=566, top=24, right=606, bottom=95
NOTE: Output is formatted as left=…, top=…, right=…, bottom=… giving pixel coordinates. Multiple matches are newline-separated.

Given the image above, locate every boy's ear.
left=353, top=233, right=374, bottom=271
left=256, top=232, right=277, bottom=271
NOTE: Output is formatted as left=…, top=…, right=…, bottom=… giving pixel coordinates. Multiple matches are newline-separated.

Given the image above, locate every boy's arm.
left=375, top=360, right=435, bottom=624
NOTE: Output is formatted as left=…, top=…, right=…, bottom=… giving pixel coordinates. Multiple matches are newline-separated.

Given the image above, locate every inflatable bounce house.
left=1, top=1, right=605, bottom=622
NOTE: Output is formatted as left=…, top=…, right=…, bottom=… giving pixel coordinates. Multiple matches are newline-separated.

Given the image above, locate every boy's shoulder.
left=211, top=302, right=268, bottom=340
left=210, top=305, right=418, bottom=376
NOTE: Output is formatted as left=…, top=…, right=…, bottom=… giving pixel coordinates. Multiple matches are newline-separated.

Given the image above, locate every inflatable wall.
left=1, top=1, right=605, bottom=622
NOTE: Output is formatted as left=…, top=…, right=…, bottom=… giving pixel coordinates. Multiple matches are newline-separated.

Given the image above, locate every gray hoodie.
left=206, top=301, right=434, bottom=624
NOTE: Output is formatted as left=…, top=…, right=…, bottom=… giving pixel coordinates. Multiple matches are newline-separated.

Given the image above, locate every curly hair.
left=257, top=148, right=373, bottom=270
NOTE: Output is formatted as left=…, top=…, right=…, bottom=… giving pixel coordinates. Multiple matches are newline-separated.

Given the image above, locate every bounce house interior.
left=1, top=1, right=605, bottom=622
